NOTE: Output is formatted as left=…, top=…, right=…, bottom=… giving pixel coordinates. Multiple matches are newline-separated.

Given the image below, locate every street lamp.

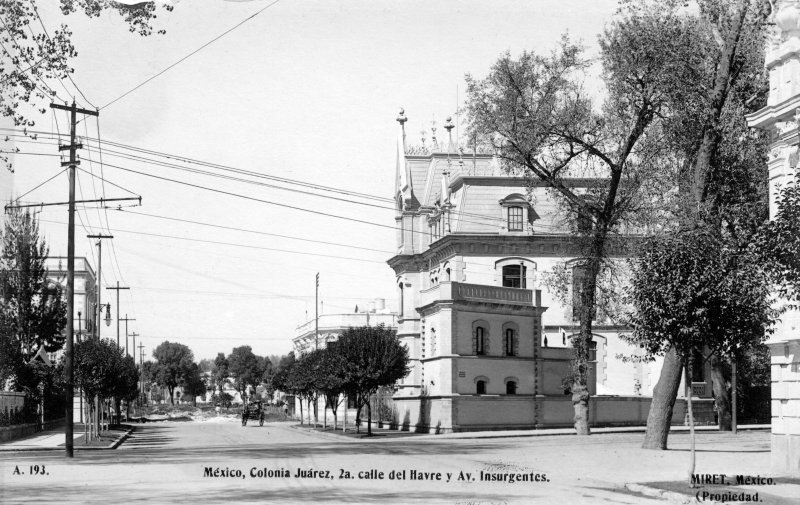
left=104, top=302, right=111, bottom=327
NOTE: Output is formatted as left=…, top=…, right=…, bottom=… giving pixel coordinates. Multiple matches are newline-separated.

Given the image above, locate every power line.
left=99, top=160, right=398, bottom=230
left=37, top=218, right=388, bottom=263
left=2, top=129, right=392, bottom=203
left=10, top=167, right=67, bottom=203
left=83, top=144, right=394, bottom=211
left=114, top=208, right=394, bottom=254
left=99, top=0, right=283, bottom=111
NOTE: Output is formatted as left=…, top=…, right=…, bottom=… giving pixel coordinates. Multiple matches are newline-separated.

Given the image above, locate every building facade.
left=387, top=114, right=711, bottom=432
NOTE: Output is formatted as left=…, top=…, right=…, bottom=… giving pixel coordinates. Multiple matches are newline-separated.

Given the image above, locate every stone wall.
left=389, top=394, right=693, bottom=433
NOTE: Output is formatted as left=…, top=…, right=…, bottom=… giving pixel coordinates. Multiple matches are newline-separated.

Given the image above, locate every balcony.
left=419, top=281, right=535, bottom=308
left=295, top=313, right=398, bottom=339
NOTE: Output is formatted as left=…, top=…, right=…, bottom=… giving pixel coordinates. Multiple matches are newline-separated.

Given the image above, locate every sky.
left=3, top=0, right=621, bottom=361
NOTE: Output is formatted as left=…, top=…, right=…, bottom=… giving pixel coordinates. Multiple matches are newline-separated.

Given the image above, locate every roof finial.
left=397, top=107, right=407, bottom=150
left=431, top=118, right=438, bottom=149
left=445, top=116, right=454, bottom=156
left=420, top=125, right=426, bottom=147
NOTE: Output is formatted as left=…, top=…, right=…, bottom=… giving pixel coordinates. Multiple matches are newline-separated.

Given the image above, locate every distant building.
left=292, top=298, right=398, bottom=354
left=45, top=257, right=97, bottom=344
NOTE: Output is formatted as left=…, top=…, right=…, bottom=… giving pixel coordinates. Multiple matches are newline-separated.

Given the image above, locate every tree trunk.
left=343, top=395, right=347, bottom=433
left=643, top=347, right=684, bottom=449
left=367, top=401, right=373, bottom=436
left=299, top=397, right=304, bottom=425
left=355, top=404, right=362, bottom=434
left=686, top=357, right=696, bottom=487
left=168, top=387, right=175, bottom=405
left=115, top=398, right=122, bottom=426
left=709, top=354, right=732, bottom=431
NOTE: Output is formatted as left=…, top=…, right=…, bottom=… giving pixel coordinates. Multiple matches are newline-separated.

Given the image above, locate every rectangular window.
left=476, top=327, right=485, bottom=355
left=502, top=265, right=526, bottom=288
left=508, top=206, right=523, bottom=231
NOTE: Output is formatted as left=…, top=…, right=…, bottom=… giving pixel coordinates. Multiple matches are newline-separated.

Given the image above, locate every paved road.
left=0, top=419, right=774, bottom=504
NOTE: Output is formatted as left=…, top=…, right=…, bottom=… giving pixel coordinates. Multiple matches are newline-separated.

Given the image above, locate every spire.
left=396, top=108, right=413, bottom=209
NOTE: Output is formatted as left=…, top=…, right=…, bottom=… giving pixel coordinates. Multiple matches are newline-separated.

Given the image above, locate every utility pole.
left=107, top=282, right=129, bottom=349
left=315, top=273, right=319, bottom=350
left=128, top=331, right=139, bottom=417
left=120, top=314, right=136, bottom=356
left=49, top=101, right=98, bottom=459
left=130, top=332, right=139, bottom=363
left=138, top=343, right=145, bottom=407
left=87, top=234, right=113, bottom=339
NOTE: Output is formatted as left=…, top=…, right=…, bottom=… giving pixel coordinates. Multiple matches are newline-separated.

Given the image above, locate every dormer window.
left=508, top=206, right=523, bottom=231
left=498, top=194, right=536, bottom=234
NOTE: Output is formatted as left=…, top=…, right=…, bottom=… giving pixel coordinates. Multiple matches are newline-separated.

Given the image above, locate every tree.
left=258, top=356, right=275, bottom=401
left=334, top=325, right=409, bottom=436
left=0, top=209, right=66, bottom=396
left=464, top=6, right=690, bottom=432
left=625, top=231, right=775, bottom=482
left=182, top=362, right=206, bottom=407
left=198, top=358, right=213, bottom=374
left=625, top=0, right=773, bottom=449
left=110, top=354, right=138, bottom=424
left=227, top=345, right=262, bottom=403
left=210, top=352, right=229, bottom=396
left=0, top=1, right=172, bottom=170
left=74, top=338, right=128, bottom=436
left=270, top=352, right=295, bottom=395
left=152, top=341, right=193, bottom=405
left=317, top=345, right=347, bottom=430
left=289, top=351, right=323, bottom=426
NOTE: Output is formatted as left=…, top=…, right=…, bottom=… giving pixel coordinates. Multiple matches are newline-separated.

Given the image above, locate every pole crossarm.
left=5, top=197, right=141, bottom=213
left=50, top=102, right=98, bottom=117
left=107, top=283, right=130, bottom=349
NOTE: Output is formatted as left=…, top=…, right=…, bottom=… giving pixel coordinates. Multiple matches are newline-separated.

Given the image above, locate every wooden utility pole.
left=87, top=234, right=113, bottom=339
left=107, top=282, right=129, bottom=348
left=120, top=314, right=136, bottom=356
left=50, top=101, right=98, bottom=458
left=315, top=273, right=319, bottom=350
left=130, top=332, right=139, bottom=363
left=138, top=343, right=145, bottom=407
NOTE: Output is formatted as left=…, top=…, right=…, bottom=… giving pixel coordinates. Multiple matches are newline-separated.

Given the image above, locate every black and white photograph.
left=1, top=0, right=798, bottom=503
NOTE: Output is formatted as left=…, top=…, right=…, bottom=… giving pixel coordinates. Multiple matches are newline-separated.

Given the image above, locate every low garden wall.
left=0, top=418, right=65, bottom=443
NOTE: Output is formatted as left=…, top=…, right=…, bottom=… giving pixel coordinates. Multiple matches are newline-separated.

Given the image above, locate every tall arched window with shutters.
left=476, top=326, right=486, bottom=355
left=505, top=328, right=515, bottom=356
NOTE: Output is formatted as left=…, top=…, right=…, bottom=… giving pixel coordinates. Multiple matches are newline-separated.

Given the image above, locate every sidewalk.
left=290, top=422, right=770, bottom=441
left=0, top=424, right=132, bottom=452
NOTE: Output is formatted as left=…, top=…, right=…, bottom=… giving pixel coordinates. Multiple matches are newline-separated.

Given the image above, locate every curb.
left=288, top=424, right=362, bottom=442
left=625, top=483, right=694, bottom=504
left=0, top=426, right=133, bottom=452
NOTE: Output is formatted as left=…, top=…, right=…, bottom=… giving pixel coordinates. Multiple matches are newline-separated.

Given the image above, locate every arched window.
left=506, top=381, right=517, bottom=395
left=475, top=327, right=486, bottom=355
left=508, top=206, right=523, bottom=231
left=505, top=328, right=515, bottom=356
left=476, top=380, right=486, bottom=395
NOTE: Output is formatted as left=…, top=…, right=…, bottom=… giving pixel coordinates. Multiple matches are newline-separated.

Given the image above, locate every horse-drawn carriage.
left=241, top=401, right=265, bottom=426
